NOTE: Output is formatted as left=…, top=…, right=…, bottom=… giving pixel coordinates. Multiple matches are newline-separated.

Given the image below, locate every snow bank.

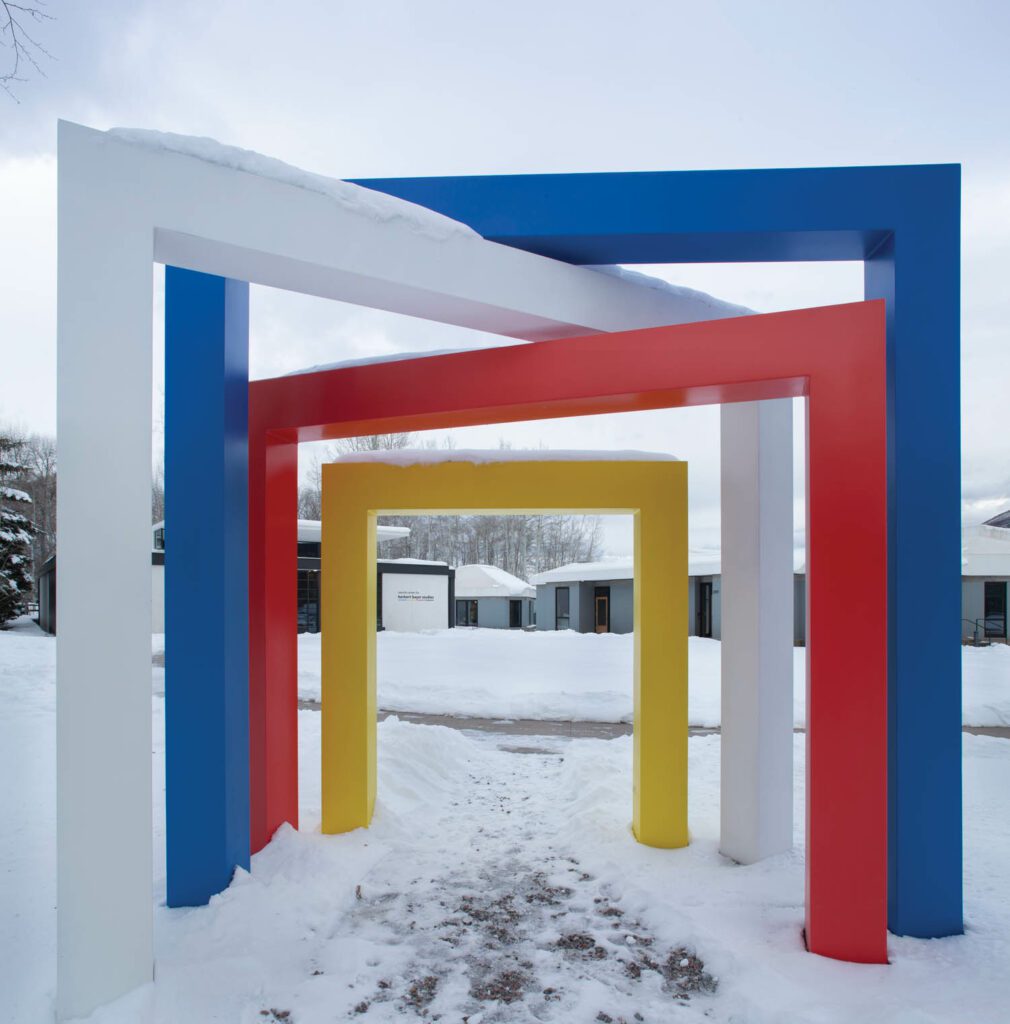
left=107, top=128, right=479, bottom=242
left=334, top=448, right=678, bottom=466
left=299, top=629, right=1010, bottom=729
left=298, top=629, right=806, bottom=726
left=963, top=642, right=1010, bottom=725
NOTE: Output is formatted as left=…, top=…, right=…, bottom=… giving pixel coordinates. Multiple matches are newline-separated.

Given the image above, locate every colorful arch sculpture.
left=56, top=123, right=958, bottom=1018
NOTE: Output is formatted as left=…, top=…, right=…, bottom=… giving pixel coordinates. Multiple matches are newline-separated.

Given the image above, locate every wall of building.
left=381, top=572, right=449, bottom=632
left=38, top=564, right=55, bottom=635
left=535, top=580, right=583, bottom=631
left=962, top=576, right=1010, bottom=642
left=460, top=595, right=535, bottom=629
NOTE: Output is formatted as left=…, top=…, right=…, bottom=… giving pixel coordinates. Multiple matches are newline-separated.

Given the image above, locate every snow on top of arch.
left=584, top=265, right=755, bottom=318
left=333, top=449, right=679, bottom=467
left=106, top=127, right=480, bottom=243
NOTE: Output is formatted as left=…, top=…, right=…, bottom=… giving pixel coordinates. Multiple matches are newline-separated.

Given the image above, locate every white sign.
left=381, top=573, right=448, bottom=632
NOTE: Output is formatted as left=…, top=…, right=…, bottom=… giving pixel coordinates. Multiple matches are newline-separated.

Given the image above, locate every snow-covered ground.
left=5, top=620, right=1010, bottom=1022
left=292, top=628, right=1010, bottom=727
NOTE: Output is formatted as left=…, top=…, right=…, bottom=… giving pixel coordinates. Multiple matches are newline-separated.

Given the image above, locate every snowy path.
left=292, top=739, right=715, bottom=1022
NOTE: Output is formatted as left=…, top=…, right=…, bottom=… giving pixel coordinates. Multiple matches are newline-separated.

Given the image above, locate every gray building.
left=531, top=562, right=635, bottom=634
left=531, top=553, right=807, bottom=644
left=453, top=564, right=536, bottom=629
left=961, top=514, right=1010, bottom=643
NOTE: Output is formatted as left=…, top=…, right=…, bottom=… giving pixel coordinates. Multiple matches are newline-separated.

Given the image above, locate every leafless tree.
left=296, top=432, right=604, bottom=578
left=151, top=455, right=165, bottom=524
left=1, top=1, right=54, bottom=101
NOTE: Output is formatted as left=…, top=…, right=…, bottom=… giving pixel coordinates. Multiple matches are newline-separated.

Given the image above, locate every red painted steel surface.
left=248, top=301, right=888, bottom=963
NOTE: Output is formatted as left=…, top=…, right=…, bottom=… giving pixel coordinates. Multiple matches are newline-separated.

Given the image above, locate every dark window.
left=555, top=587, right=570, bottom=630
left=297, top=541, right=321, bottom=559
left=455, top=599, right=478, bottom=627
left=984, top=581, right=1007, bottom=638
left=696, top=580, right=713, bottom=638
left=298, top=569, right=321, bottom=634
left=509, top=599, right=522, bottom=628
left=153, top=527, right=165, bottom=551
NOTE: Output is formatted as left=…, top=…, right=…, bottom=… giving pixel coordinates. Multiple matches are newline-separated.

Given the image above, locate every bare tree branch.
left=1, top=0, right=54, bottom=101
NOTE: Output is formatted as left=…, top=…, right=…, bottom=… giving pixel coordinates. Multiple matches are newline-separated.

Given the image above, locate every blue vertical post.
left=867, top=196, right=963, bottom=937
left=165, top=267, right=250, bottom=906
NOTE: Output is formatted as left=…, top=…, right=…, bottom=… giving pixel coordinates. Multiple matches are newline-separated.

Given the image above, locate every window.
left=509, top=599, right=522, bottom=628
left=555, top=586, right=570, bottom=630
left=153, top=526, right=165, bottom=551
left=984, top=581, right=1007, bottom=638
left=455, top=599, right=478, bottom=627
left=297, top=569, right=321, bottom=634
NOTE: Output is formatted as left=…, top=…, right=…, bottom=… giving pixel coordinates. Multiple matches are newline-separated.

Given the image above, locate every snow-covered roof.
left=454, top=564, right=535, bottom=599
left=381, top=557, right=448, bottom=567
left=962, top=524, right=1010, bottom=576
left=531, top=550, right=807, bottom=584
left=531, top=560, right=634, bottom=585
left=108, top=128, right=478, bottom=243
left=335, top=449, right=678, bottom=467
left=297, top=519, right=410, bottom=544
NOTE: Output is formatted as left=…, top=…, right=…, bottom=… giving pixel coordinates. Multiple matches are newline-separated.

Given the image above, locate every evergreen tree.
left=0, top=433, right=34, bottom=626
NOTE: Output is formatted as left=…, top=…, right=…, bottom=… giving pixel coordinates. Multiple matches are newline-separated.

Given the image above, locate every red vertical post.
left=804, top=319, right=889, bottom=963
left=248, top=425, right=299, bottom=853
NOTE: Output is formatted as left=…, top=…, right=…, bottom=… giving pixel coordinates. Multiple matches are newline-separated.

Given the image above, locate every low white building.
left=453, top=564, right=536, bottom=629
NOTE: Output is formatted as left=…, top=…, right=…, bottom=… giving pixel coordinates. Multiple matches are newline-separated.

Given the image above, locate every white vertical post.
left=719, top=399, right=795, bottom=863
left=56, top=127, right=155, bottom=1019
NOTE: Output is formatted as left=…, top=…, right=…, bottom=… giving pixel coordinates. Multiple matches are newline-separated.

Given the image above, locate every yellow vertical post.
left=321, top=470, right=377, bottom=833
left=633, top=466, right=689, bottom=847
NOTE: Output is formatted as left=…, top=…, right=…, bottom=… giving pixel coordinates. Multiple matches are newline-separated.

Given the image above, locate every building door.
left=594, top=586, right=611, bottom=633
left=555, top=587, right=571, bottom=630
left=509, top=599, right=522, bottom=628
left=984, top=581, right=1007, bottom=638
left=697, top=580, right=713, bottom=638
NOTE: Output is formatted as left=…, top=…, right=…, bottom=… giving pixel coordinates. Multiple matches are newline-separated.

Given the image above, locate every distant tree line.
left=297, top=433, right=603, bottom=580
left=0, top=423, right=56, bottom=623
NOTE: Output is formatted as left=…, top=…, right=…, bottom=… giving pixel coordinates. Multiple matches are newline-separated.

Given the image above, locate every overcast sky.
left=1, top=0, right=1008, bottom=556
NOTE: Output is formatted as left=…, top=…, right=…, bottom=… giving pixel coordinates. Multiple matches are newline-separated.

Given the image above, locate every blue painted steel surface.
left=355, top=165, right=962, bottom=938
left=165, top=268, right=250, bottom=906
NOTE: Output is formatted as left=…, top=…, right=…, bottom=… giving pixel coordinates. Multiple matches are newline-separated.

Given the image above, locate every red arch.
left=248, top=300, right=888, bottom=963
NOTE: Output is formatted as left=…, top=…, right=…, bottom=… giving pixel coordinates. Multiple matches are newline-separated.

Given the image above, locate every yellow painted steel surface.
left=321, top=459, right=688, bottom=846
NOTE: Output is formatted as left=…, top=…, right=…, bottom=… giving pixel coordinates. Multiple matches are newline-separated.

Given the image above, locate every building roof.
left=530, top=549, right=807, bottom=584
left=983, top=509, right=1010, bottom=529
left=296, top=519, right=410, bottom=544
left=530, top=560, right=634, bottom=585
left=454, top=564, right=535, bottom=599
left=962, top=523, right=1010, bottom=576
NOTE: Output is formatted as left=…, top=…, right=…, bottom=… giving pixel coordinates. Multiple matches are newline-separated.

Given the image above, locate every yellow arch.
left=320, top=458, right=688, bottom=847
